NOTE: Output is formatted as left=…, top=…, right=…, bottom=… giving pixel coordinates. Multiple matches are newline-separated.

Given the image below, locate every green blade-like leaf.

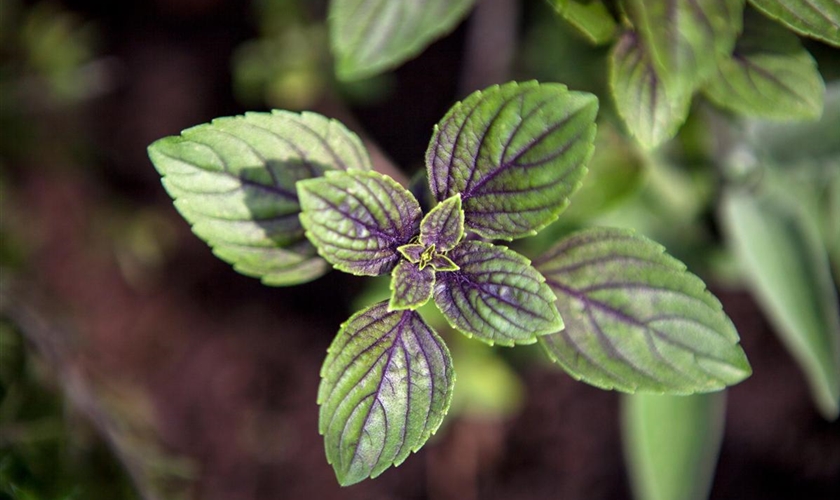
left=721, top=186, right=840, bottom=419
left=434, top=241, right=563, bottom=346
left=329, top=0, right=476, bottom=80
left=419, top=194, right=464, bottom=252
left=625, top=0, right=744, bottom=95
left=535, top=228, right=751, bottom=394
left=147, top=110, right=371, bottom=286
left=546, top=0, right=618, bottom=45
left=749, top=0, right=840, bottom=47
left=426, top=81, right=598, bottom=240
left=389, top=260, right=435, bottom=310
left=609, top=30, right=693, bottom=149
left=622, top=392, right=727, bottom=500
left=298, top=170, right=421, bottom=276
left=318, top=301, right=455, bottom=486
left=703, top=12, right=825, bottom=120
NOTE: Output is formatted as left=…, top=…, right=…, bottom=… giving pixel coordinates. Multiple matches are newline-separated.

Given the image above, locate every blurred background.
left=1, top=0, right=839, bottom=499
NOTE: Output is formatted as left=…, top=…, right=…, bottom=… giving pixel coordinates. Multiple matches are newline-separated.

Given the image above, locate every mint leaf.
left=722, top=186, right=840, bottom=419
left=427, top=81, right=598, bottom=240
left=329, top=0, right=476, bottom=80
left=148, top=111, right=371, bottom=286
left=389, top=260, right=435, bottom=310
left=298, top=170, right=421, bottom=276
left=535, top=228, right=751, bottom=394
left=749, top=0, right=840, bottom=47
left=703, top=13, right=825, bottom=120
left=434, top=241, right=563, bottom=346
left=419, top=194, right=464, bottom=252
left=610, top=30, right=693, bottom=149
left=318, top=301, right=454, bottom=485
left=546, top=0, right=618, bottom=45
left=622, top=393, right=727, bottom=500
left=625, top=0, right=744, bottom=95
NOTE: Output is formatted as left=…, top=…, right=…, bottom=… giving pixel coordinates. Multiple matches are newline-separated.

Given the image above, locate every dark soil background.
left=2, top=1, right=839, bottom=499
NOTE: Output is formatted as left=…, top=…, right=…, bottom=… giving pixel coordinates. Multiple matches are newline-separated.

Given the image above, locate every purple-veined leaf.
left=610, top=30, right=693, bottom=149
left=703, top=12, right=825, bottom=120
left=434, top=241, right=563, bottom=346
left=426, top=81, right=598, bottom=240
left=749, top=0, right=840, bottom=47
left=147, top=111, right=371, bottom=286
left=419, top=194, right=464, bottom=252
left=298, top=170, right=421, bottom=276
left=389, top=260, right=435, bottom=310
left=318, top=301, right=454, bottom=485
left=329, top=0, right=477, bottom=80
left=535, top=228, right=751, bottom=394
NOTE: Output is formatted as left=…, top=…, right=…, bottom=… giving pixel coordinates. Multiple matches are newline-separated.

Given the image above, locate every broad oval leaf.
left=298, top=170, right=421, bottom=276
left=547, top=0, right=618, bottom=45
left=329, top=0, right=476, bottom=80
left=625, top=0, right=744, bottom=95
left=426, top=81, right=598, bottom=240
left=535, top=227, right=751, bottom=394
left=721, top=186, right=840, bottom=419
left=318, top=301, right=455, bottom=485
left=749, top=0, right=840, bottom=47
left=147, top=111, right=371, bottom=286
left=610, top=30, right=693, bottom=149
left=703, top=12, right=825, bottom=120
left=434, top=241, right=563, bottom=346
left=622, top=392, right=727, bottom=500
left=389, top=260, right=435, bottom=310
left=419, top=194, right=464, bottom=252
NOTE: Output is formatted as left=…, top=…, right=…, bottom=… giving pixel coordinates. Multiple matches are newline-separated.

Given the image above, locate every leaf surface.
left=329, top=0, right=476, bottom=80
left=535, top=227, right=751, bottom=394
left=622, top=392, right=727, bottom=500
left=389, top=261, right=435, bottom=310
left=610, top=30, right=693, bottom=149
left=419, top=194, right=464, bottom=252
left=427, top=81, right=598, bottom=239
left=721, top=186, right=840, bottom=418
left=318, top=301, right=454, bottom=485
left=703, top=13, right=824, bottom=120
left=434, top=241, right=563, bottom=346
left=298, top=170, right=421, bottom=276
left=749, top=0, right=840, bottom=47
left=546, top=0, right=618, bottom=45
left=148, top=111, right=371, bottom=286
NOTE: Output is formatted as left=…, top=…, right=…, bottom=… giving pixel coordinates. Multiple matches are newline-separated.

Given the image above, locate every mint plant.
left=147, top=80, right=751, bottom=486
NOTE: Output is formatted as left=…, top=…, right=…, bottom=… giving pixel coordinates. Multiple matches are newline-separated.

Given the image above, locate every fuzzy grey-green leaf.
left=330, top=0, right=476, bottom=80
left=298, top=170, right=421, bottom=276
left=318, top=301, right=454, bottom=485
left=535, top=227, right=751, bottom=394
left=390, top=261, right=435, bottom=310
left=148, top=110, right=371, bottom=286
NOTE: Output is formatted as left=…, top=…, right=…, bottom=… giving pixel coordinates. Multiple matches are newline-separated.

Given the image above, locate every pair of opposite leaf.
left=148, top=81, right=751, bottom=487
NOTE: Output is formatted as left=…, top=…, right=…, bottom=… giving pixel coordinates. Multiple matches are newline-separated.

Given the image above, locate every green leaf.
left=329, top=0, right=476, bottom=80
left=721, top=186, right=840, bottom=419
left=625, top=0, right=744, bottom=94
left=419, top=194, right=464, bottom=252
left=703, top=12, right=825, bottom=120
left=389, top=260, right=435, bottom=310
left=318, top=301, right=455, bottom=485
left=298, top=170, right=421, bottom=276
left=535, top=228, right=751, bottom=394
left=427, top=81, right=598, bottom=240
left=749, top=0, right=840, bottom=47
left=610, top=30, right=693, bottom=149
left=622, top=392, right=727, bottom=500
left=147, top=110, right=371, bottom=286
left=434, top=241, right=563, bottom=346
left=546, top=0, right=618, bottom=45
